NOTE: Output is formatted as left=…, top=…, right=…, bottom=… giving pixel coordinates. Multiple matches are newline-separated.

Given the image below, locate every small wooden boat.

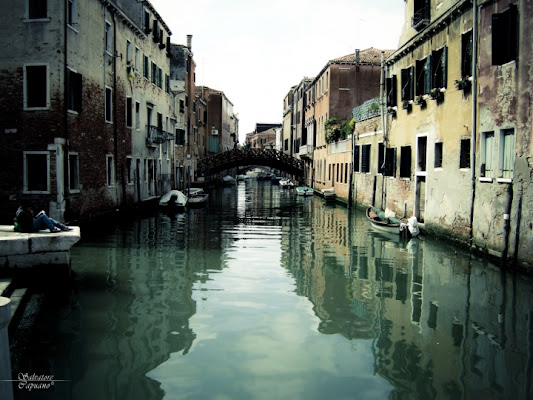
left=296, top=186, right=314, bottom=196
left=159, top=190, right=188, bottom=211
left=185, top=188, right=209, bottom=208
left=366, top=207, right=419, bottom=237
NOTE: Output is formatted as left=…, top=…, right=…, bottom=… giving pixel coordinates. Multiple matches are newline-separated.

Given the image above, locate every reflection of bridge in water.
left=198, top=148, right=305, bottom=178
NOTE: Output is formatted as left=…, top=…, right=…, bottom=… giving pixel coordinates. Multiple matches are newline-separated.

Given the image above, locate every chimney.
left=187, top=35, right=192, bottom=50
left=355, top=49, right=360, bottom=64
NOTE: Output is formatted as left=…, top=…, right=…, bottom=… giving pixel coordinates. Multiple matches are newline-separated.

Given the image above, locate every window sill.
left=479, top=177, right=493, bottom=183
left=67, top=24, right=79, bottom=34
left=497, top=178, right=513, bottom=184
left=23, top=190, right=50, bottom=195
left=67, top=109, right=79, bottom=115
left=24, top=18, right=51, bottom=23
left=69, top=189, right=81, bottom=194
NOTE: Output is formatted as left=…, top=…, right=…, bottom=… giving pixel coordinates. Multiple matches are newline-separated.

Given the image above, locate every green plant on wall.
left=325, top=118, right=354, bottom=144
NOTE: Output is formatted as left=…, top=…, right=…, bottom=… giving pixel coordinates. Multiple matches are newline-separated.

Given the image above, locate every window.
left=386, top=75, right=397, bottom=107
left=354, top=145, right=360, bottom=172
left=416, top=57, right=431, bottom=96
left=151, top=61, right=156, bottom=84
left=126, top=157, right=133, bottom=185
left=105, top=22, right=112, bottom=54
left=67, top=68, right=82, bottom=112
left=384, top=148, right=397, bottom=177
left=492, top=4, right=518, bottom=65
left=459, top=139, right=471, bottom=169
left=126, top=97, right=132, bottom=127
left=461, top=31, right=473, bottom=78
left=24, top=151, right=49, bottom=193
left=417, top=136, right=427, bottom=172
left=105, top=87, right=112, bottom=122
left=400, top=146, right=412, bottom=178
left=431, top=47, right=447, bottom=89
left=480, top=132, right=494, bottom=177
left=67, top=0, right=77, bottom=26
left=179, top=99, right=185, bottom=113
left=24, top=64, right=49, bottom=109
left=135, top=101, right=140, bottom=129
left=401, top=66, right=414, bottom=102
left=126, top=40, right=132, bottom=65
left=135, top=48, right=140, bottom=72
left=143, top=9, right=151, bottom=34
left=434, top=142, right=443, bottom=168
left=412, top=0, right=430, bottom=31
left=106, top=155, right=114, bottom=186
left=143, top=55, right=149, bottom=79
left=500, top=129, right=515, bottom=179
left=378, top=142, right=385, bottom=174
left=361, top=144, right=371, bottom=173
left=68, top=153, right=79, bottom=192
left=28, top=0, right=47, bottom=19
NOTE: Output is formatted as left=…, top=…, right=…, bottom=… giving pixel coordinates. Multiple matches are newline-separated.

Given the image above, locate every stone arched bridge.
left=198, top=148, right=304, bottom=177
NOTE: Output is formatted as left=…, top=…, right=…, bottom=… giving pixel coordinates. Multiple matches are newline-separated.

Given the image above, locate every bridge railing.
left=198, top=148, right=304, bottom=177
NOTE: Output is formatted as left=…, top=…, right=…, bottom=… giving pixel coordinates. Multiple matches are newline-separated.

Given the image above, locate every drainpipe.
left=63, top=0, right=69, bottom=221
left=112, top=12, right=121, bottom=210
left=501, top=184, right=513, bottom=265
left=380, top=51, right=387, bottom=210
left=469, top=0, right=478, bottom=246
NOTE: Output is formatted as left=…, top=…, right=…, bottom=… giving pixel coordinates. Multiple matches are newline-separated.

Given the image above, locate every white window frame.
left=23, top=151, right=50, bottom=194
left=23, top=63, right=50, bottom=110
left=126, top=40, right=132, bottom=65
left=67, top=0, right=78, bottom=28
left=415, top=133, right=428, bottom=176
left=105, top=21, right=113, bottom=55
left=480, top=131, right=495, bottom=182
left=498, top=128, right=515, bottom=182
left=25, top=0, right=50, bottom=21
left=135, top=47, right=140, bottom=72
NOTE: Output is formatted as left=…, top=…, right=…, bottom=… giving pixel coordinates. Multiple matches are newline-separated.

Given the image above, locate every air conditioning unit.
left=211, top=129, right=219, bottom=136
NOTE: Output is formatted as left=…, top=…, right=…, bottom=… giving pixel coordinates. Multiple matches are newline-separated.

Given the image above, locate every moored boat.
left=366, top=207, right=419, bottom=237
left=279, top=178, right=294, bottom=189
left=185, top=188, right=209, bottom=207
left=159, top=190, right=188, bottom=211
left=296, top=186, right=314, bottom=196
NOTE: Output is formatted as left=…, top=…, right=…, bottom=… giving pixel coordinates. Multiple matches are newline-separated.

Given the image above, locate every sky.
left=149, top=0, right=405, bottom=143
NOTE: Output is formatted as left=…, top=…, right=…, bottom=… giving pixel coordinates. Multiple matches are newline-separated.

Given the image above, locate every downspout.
left=380, top=51, right=387, bottom=210
left=112, top=12, right=121, bottom=210
left=63, top=0, right=69, bottom=220
left=469, top=0, right=478, bottom=246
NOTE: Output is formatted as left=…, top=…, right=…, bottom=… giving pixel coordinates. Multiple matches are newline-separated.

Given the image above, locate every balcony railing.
left=146, top=125, right=174, bottom=147
left=412, top=6, right=430, bottom=31
left=298, top=144, right=314, bottom=159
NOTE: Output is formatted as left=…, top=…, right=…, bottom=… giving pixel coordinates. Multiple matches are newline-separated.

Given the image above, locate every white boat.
left=296, top=186, right=314, bottom=196
left=222, top=175, right=236, bottom=185
left=279, top=178, right=294, bottom=188
left=185, top=188, right=209, bottom=207
left=159, top=190, right=188, bottom=210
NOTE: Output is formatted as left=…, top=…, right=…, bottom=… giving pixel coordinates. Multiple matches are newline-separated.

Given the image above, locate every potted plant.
left=455, top=76, right=472, bottom=91
left=429, top=88, right=444, bottom=100
left=402, top=99, right=412, bottom=110
left=415, top=94, right=426, bottom=106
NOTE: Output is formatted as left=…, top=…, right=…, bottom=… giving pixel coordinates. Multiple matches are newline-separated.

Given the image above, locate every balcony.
left=412, top=6, right=430, bottom=31
left=298, top=144, right=314, bottom=160
left=146, top=125, right=173, bottom=147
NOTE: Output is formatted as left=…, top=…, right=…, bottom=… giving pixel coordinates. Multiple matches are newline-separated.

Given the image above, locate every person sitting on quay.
left=14, top=201, right=72, bottom=233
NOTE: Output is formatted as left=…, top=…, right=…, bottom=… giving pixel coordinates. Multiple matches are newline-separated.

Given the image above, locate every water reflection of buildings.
left=284, top=205, right=533, bottom=399
left=70, top=214, right=211, bottom=400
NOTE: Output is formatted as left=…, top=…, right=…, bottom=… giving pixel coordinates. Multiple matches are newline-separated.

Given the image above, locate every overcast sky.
left=149, top=0, right=405, bottom=143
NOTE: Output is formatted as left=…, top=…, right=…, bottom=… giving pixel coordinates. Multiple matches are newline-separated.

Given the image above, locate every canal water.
left=17, top=180, right=533, bottom=400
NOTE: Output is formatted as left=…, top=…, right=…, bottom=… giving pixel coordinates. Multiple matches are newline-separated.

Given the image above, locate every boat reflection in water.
left=59, top=180, right=532, bottom=400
